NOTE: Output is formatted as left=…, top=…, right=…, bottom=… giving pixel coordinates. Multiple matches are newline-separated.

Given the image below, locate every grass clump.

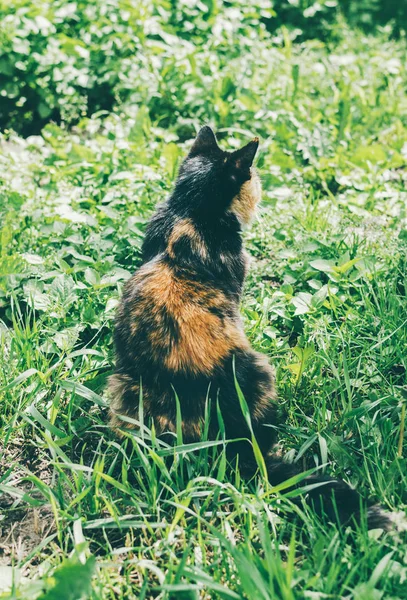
left=0, top=2, right=407, bottom=599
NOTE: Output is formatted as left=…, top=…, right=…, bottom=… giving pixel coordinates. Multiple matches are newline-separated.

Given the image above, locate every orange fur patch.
left=229, top=168, right=262, bottom=225
left=128, top=260, right=249, bottom=375
left=154, top=415, right=176, bottom=436
left=167, top=218, right=208, bottom=260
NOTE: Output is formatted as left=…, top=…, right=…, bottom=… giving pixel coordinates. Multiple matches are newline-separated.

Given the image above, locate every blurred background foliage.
left=0, top=0, right=406, bottom=136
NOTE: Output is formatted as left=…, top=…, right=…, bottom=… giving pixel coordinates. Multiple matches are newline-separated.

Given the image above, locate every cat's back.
left=114, top=251, right=248, bottom=378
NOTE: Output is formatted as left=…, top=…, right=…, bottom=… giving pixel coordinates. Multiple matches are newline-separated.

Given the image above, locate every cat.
left=109, top=126, right=390, bottom=529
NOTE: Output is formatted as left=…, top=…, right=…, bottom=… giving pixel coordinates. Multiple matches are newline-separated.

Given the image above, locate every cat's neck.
left=141, top=202, right=246, bottom=300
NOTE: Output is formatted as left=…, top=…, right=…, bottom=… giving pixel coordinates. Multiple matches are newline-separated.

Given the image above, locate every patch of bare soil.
left=0, top=502, right=54, bottom=566
left=0, top=439, right=55, bottom=565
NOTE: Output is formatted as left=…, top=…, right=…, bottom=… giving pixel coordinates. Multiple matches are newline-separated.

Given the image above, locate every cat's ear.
left=189, top=126, right=219, bottom=156
left=231, top=138, right=259, bottom=171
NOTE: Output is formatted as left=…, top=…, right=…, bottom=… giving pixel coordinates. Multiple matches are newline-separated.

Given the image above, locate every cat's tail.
left=245, top=455, right=394, bottom=530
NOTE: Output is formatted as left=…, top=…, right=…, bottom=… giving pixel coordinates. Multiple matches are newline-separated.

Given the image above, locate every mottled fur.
left=109, top=126, right=390, bottom=529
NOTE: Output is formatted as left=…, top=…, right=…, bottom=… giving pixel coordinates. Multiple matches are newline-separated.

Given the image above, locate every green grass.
left=1, top=7, right=407, bottom=599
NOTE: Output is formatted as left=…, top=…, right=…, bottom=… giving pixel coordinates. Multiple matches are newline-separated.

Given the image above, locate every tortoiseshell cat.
left=109, top=126, right=390, bottom=529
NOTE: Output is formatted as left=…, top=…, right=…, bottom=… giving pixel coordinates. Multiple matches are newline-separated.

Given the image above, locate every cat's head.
left=172, top=126, right=261, bottom=225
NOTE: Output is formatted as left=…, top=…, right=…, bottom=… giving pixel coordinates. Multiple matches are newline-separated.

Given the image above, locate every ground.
left=0, top=5, right=407, bottom=599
